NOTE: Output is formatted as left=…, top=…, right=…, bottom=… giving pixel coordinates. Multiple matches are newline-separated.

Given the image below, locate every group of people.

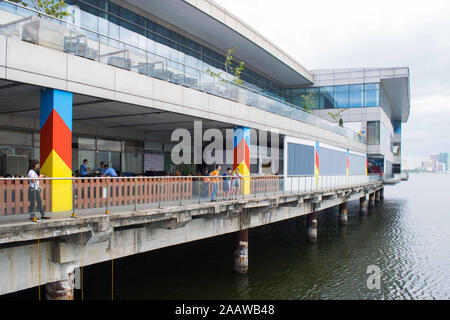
left=201, top=165, right=243, bottom=201
left=79, top=159, right=118, bottom=177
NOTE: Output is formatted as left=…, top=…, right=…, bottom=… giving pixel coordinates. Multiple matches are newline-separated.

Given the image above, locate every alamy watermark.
left=170, top=121, right=280, bottom=173
left=366, top=265, right=381, bottom=290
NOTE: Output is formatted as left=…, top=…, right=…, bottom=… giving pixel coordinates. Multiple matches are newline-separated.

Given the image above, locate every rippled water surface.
left=6, top=174, right=450, bottom=300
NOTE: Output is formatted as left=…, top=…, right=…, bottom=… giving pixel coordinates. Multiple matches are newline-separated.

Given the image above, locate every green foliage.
left=300, top=91, right=316, bottom=111
left=328, top=108, right=348, bottom=127
left=11, top=0, right=70, bottom=19
left=206, top=46, right=245, bottom=85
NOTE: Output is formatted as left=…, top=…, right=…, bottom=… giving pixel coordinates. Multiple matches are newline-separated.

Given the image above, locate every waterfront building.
left=0, top=0, right=410, bottom=178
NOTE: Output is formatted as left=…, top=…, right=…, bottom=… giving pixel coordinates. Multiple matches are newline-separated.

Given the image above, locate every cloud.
left=215, top=0, right=450, bottom=166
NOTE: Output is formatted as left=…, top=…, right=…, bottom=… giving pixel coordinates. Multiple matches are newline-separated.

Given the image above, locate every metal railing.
left=0, top=1, right=366, bottom=144
left=0, top=174, right=381, bottom=217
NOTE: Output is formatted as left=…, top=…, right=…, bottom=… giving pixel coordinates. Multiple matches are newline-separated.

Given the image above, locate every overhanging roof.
left=121, top=0, right=313, bottom=86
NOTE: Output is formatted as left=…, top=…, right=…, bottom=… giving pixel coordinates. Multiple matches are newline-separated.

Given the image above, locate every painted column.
left=360, top=195, right=368, bottom=215
left=40, top=88, right=73, bottom=212
left=233, top=126, right=250, bottom=195
left=233, top=229, right=249, bottom=274
left=307, top=211, right=318, bottom=243
left=369, top=192, right=376, bottom=208
left=46, top=271, right=75, bottom=300
left=339, top=202, right=348, bottom=225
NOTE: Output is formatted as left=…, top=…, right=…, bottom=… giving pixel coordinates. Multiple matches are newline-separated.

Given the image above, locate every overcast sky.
left=214, top=0, right=450, bottom=168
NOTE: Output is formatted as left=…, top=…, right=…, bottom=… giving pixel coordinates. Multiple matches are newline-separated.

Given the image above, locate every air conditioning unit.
left=1, top=154, right=29, bottom=177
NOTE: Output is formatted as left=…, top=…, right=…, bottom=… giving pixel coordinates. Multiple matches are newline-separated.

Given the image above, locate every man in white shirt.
left=27, top=159, right=49, bottom=221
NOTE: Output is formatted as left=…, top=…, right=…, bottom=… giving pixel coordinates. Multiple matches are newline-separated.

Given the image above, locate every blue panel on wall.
left=319, top=147, right=346, bottom=175
left=287, top=143, right=314, bottom=176
left=349, top=154, right=366, bottom=175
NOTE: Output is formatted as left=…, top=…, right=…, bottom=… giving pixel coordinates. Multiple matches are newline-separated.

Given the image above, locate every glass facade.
left=63, top=0, right=285, bottom=99
left=283, top=83, right=380, bottom=109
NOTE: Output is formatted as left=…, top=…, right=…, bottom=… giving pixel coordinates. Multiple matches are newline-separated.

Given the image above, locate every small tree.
left=206, top=46, right=245, bottom=85
left=11, top=0, right=70, bottom=19
left=328, top=108, right=348, bottom=127
left=300, top=91, right=316, bottom=111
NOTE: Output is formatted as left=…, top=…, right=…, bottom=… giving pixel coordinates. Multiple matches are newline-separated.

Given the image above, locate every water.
left=4, top=174, right=450, bottom=299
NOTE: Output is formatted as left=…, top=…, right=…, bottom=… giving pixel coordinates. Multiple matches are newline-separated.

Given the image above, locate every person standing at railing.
left=27, top=159, right=50, bottom=221
left=232, top=167, right=242, bottom=199
left=209, top=164, right=221, bottom=201
left=222, top=168, right=233, bottom=198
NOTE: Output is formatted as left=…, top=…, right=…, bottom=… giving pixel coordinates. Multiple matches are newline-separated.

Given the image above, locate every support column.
left=307, top=212, right=318, bottom=243
left=45, top=271, right=75, bottom=300
left=40, top=88, right=73, bottom=212
left=380, top=188, right=384, bottom=201
left=375, top=190, right=381, bottom=203
left=360, top=196, right=368, bottom=215
left=369, top=192, right=375, bottom=208
left=339, top=202, right=348, bottom=225
left=233, top=127, right=251, bottom=195
left=233, top=229, right=249, bottom=274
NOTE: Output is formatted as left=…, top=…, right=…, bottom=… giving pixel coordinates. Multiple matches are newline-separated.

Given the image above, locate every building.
left=430, top=153, right=440, bottom=171
left=0, top=0, right=410, bottom=185
left=421, top=160, right=434, bottom=172
left=436, top=162, right=445, bottom=172
left=439, top=152, right=448, bottom=171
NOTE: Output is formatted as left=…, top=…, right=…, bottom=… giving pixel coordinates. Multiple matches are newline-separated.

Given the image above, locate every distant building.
left=439, top=153, right=449, bottom=171
left=430, top=154, right=440, bottom=171
left=436, top=162, right=445, bottom=172
left=421, top=160, right=434, bottom=172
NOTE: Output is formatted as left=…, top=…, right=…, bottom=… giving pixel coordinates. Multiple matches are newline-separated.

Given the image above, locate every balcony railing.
left=0, top=174, right=380, bottom=218
left=0, top=1, right=366, bottom=144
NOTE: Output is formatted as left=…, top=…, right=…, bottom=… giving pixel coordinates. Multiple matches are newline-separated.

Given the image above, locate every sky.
left=214, top=0, right=450, bottom=169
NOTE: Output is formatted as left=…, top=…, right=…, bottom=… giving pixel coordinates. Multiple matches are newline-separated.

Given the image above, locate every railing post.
left=71, top=179, right=77, bottom=218
left=133, top=177, right=137, bottom=212
left=105, top=178, right=109, bottom=215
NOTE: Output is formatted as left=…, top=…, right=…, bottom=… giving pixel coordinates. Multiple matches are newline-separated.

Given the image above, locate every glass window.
left=78, top=137, right=96, bottom=150
left=319, top=86, right=334, bottom=109
left=98, top=151, right=121, bottom=171
left=364, top=83, right=379, bottom=90
left=334, top=91, right=349, bottom=108
left=367, top=121, right=380, bottom=145
left=349, top=84, right=363, bottom=91
left=365, top=90, right=379, bottom=107
left=335, top=85, right=349, bottom=92
left=78, top=150, right=95, bottom=172
left=349, top=90, right=363, bottom=107
left=97, top=139, right=121, bottom=152
left=121, top=152, right=143, bottom=173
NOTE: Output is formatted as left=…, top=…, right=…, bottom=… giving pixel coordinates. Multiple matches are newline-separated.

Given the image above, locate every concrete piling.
left=375, top=190, right=381, bottom=203
left=45, top=271, right=75, bottom=300
left=339, top=202, right=348, bottom=225
left=369, top=193, right=375, bottom=208
left=307, top=212, right=318, bottom=243
left=233, top=229, right=249, bottom=274
left=360, top=196, right=368, bottom=215
left=380, top=188, right=384, bottom=201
